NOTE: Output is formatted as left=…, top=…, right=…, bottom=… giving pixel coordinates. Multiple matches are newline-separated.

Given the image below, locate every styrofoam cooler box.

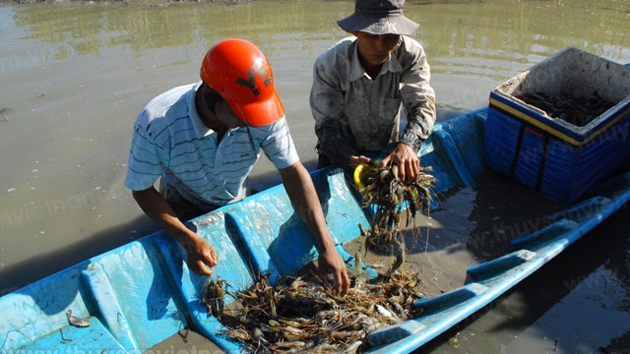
left=484, top=47, right=630, bottom=202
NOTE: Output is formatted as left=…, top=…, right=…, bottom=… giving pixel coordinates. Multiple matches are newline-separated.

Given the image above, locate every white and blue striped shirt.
left=125, top=82, right=299, bottom=209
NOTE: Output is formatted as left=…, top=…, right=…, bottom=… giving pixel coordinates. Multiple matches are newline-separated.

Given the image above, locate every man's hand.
left=348, top=155, right=372, bottom=169
left=184, top=234, right=218, bottom=276
left=133, top=187, right=218, bottom=276
left=381, top=143, right=420, bottom=183
left=318, top=248, right=351, bottom=296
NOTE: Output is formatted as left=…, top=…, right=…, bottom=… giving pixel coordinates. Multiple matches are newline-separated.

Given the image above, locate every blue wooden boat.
left=1, top=103, right=629, bottom=353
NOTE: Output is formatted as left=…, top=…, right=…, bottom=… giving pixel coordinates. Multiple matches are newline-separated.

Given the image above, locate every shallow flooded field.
left=1, top=0, right=629, bottom=352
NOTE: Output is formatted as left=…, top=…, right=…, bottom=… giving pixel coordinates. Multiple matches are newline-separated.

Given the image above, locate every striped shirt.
left=125, top=82, right=299, bottom=209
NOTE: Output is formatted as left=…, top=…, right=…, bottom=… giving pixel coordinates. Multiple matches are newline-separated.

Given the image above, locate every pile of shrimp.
left=204, top=269, right=425, bottom=353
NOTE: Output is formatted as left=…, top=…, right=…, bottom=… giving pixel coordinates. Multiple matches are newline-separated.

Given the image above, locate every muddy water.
left=1, top=0, right=629, bottom=353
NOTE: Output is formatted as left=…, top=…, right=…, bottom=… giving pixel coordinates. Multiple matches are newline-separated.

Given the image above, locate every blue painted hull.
left=1, top=109, right=629, bottom=353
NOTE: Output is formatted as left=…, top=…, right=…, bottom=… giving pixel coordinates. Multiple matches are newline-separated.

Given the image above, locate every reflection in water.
left=9, top=0, right=630, bottom=72
left=12, top=1, right=348, bottom=60
left=1, top=0, right=630, bottom=352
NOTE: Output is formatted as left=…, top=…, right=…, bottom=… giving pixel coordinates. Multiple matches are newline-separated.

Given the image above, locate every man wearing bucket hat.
left=125, top=38, right=350, bottom=295
left=310, top=0, right=436, bottom=183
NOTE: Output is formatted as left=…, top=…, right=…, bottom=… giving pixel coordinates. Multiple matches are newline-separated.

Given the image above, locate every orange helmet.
left=200, top=38, right=284, bottom=127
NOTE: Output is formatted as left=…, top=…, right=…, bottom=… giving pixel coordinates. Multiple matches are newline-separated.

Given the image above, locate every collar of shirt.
left=348, top=38, right=405, bottom=82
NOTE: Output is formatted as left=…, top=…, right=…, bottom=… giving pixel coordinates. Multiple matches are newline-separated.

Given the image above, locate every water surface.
left=1, top=0, right=629, bottom=352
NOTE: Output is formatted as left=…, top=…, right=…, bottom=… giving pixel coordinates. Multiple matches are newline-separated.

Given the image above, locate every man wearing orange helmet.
left=310, top=0, right=436, bottom=183
left=125, top=38, right=350, bottom=295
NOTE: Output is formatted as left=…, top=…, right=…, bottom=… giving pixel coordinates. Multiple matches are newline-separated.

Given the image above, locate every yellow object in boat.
left=353, top=165, right=366, bottom=189
left=353, top=162, right=380, bottom=189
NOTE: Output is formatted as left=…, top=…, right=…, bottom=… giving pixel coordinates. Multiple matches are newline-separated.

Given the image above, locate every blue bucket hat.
left=337, top=0, right=419, bottom=36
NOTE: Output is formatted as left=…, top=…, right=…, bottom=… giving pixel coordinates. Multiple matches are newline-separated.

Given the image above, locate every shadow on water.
left=419, top=202, right=630, bottom=353
left=0, top=216, right=159, bottom=296
left=465, top=171, right=564, bottom=259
